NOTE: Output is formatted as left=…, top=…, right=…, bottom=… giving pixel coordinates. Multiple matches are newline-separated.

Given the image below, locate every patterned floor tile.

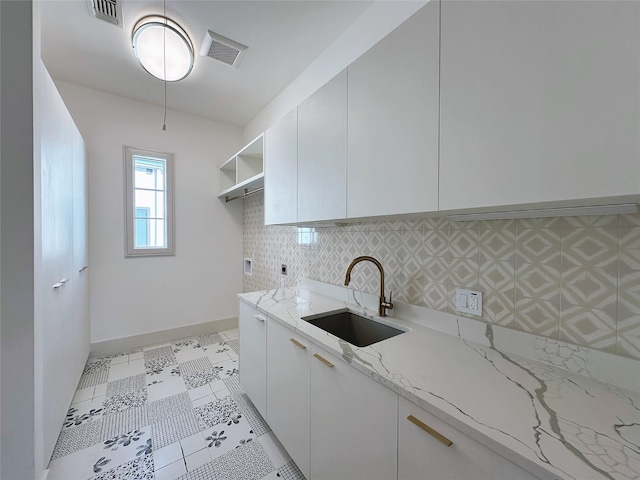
left=194, top=396, right=240, bottom=429
left=278, top=460, right=306, bottom=480
left=223, top=375, right=242, bottom=395
left=232, top=393, right=271, bottom=436
left=50, top=328, right=303, bottom=479
left=180, top=357, right=214, bottom=376
left=51, top=418, right=103, bottom=461
left=147, top=376, right=188, bottom=403
left=144, top=345, right=175, bottom=360
left=208, top=440, right=275, bottom=480
left=65, top=398, right=105, bottom=429
left=225, top=338, right=239, bottom=354
left=98, top=427, right=152, bottom=473
left=90, top=452, right=154, bottom=480
left=101, top=406, right=149, bottom=441
left=152, top=409, right=202, bottom=450
left=199, top=333, right=224, bottom=347
left=148, top=392, right=193, bottom=423
left=103, top=388, right=148, bottom=415
left=78, top=359, right=111, bottom=389
left=146, top=355, right=178, bottom=373
left=106, top=373, right=146, bottom=397
left=179, top=440, right=275, bottom=480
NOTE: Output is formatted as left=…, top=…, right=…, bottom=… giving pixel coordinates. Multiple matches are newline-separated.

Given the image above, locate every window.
left=124, top=147, right=175, bottom=256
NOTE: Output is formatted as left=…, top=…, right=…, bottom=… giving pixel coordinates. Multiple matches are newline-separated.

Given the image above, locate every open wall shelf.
left=218, top=134, right=264, bottom=201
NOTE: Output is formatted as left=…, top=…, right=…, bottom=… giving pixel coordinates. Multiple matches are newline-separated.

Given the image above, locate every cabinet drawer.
left=398, top=396, right=538, bottom=480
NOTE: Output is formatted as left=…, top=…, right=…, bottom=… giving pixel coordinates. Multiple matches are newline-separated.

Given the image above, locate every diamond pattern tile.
left=516, top=227, right=561, bottom=266
left=560, top=305, right=617, bottom=353
left=242, top=191, right=640, bottom=358
left=562, top=227, right=618, bottom=268
left=515, top=297, right=560, bottom=338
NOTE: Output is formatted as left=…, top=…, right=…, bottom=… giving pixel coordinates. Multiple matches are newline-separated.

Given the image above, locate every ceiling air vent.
left=200, top=30, right=248, bottom=67
left=86, top=0, right=123, bottom=28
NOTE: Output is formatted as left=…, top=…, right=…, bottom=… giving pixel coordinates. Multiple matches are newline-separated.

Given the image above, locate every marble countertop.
left=239, top=286, right=640, bottom=480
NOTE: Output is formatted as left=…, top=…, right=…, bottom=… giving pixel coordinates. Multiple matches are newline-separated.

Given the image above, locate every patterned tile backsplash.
left=243, top=192, right=640, bottom=359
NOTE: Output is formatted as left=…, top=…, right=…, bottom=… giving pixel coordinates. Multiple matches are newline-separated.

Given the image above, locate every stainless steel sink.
left=302, top=310, right=406, bottom=347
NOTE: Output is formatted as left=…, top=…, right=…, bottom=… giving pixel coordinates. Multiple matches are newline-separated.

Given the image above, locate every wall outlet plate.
left=281, top=264, right=287, bottom=275
left=244, top=258, right=252, bottom=276
left=455, top=288, right=482, bottom=316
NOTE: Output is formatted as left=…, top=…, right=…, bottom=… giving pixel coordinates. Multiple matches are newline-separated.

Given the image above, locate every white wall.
left=0, top=1, right=36, bottom=479
left=243, top=0, right=427, bottom=142
left=55, top=82, right=244, bottom=344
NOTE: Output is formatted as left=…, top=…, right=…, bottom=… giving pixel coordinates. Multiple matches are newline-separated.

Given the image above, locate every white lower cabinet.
left=266, top=319, right=311, bottom=479
left=240, top=303, right=541, bottom=480
left=398, top=396, right=538, bottom=480
left=309, top=346, right=398, bottom=480
left=239, top=302, right=267, bottom=419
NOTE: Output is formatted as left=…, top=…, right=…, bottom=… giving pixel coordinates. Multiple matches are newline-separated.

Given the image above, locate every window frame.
left=124, top=146, right=176, bottom=257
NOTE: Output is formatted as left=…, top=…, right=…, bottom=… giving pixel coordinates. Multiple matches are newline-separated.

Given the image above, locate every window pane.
left=125, top=147, right=174, bottom=256
left=134, top=219, right=166, bottom=248
left=134, top=156, right=165, bottom=191
left=134, top=217, right=150, bottom=247
left=134, top=190, right=166, bottom=219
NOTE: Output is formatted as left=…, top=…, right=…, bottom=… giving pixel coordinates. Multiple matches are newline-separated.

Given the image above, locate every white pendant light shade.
left=132, top=16, right=194, bottom=82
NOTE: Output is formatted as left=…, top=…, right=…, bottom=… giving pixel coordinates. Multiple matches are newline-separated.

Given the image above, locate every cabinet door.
left=347, top=1, right=440, bottom=218
left=398, top=397, right=538, bottom=480
left=310, top=346, right=397, bottom=480
left=238, top=301, right=267, bottom=418
left=266, top=320, right=311, bottom=479
left=72, top=131, right=89, bottom=350
left=439, top=1, right=640, bottom=211
left=298, top=70, right=347, bottom=223
left=264, top=109, right=297, bottom=225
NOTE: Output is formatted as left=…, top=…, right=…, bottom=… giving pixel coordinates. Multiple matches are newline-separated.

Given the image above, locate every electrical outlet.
left=281, top=264, right=287, bottom=275
left=455, top=288, right=482, bottom=316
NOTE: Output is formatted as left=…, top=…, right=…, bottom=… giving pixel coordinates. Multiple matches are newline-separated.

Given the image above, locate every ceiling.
left=40, top=1, right=373, bottom=127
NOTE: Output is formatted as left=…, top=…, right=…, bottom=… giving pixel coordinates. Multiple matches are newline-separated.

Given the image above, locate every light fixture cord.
left=162, top=0, right=167, bottom=131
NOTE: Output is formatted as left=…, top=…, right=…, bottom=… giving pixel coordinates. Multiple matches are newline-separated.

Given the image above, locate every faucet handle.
left=381, top=290, right=394, bottom=311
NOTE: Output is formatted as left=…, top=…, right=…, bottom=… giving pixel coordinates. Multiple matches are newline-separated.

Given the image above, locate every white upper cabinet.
left=298, top=70, right=347, bottom=223
left=264, top=109, right=298, bottom=225
left=439, top=1, right=640, bottom=211
left=347, top=1, right=440, bottom=219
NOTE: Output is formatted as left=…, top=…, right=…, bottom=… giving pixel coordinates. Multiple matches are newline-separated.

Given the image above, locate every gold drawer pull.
left=313, top=353, right=334, bottom=368
left=290, top=338, right=306, bottom=349
left=407, top=415, right=453, bottom=447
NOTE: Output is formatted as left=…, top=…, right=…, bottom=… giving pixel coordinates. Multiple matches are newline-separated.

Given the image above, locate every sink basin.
left=302, top=310, right=406, bottom=347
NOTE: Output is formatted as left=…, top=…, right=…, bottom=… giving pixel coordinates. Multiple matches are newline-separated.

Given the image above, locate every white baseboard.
left=89, top=317, right=238, bottom=356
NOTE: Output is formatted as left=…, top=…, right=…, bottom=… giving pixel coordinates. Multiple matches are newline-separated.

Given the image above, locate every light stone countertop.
left=239, top=285, right=640, bottom=480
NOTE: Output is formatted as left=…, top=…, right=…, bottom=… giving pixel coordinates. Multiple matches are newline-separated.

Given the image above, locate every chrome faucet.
left=344, top=256, right=394, bottom=317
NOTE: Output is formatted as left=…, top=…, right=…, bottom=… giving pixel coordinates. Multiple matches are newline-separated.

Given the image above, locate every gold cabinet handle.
left=407, top=415, right=453, bottom=447
left=313, top=353, right=334, bottom=368
left=289, top=338, right=306, bottom=349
